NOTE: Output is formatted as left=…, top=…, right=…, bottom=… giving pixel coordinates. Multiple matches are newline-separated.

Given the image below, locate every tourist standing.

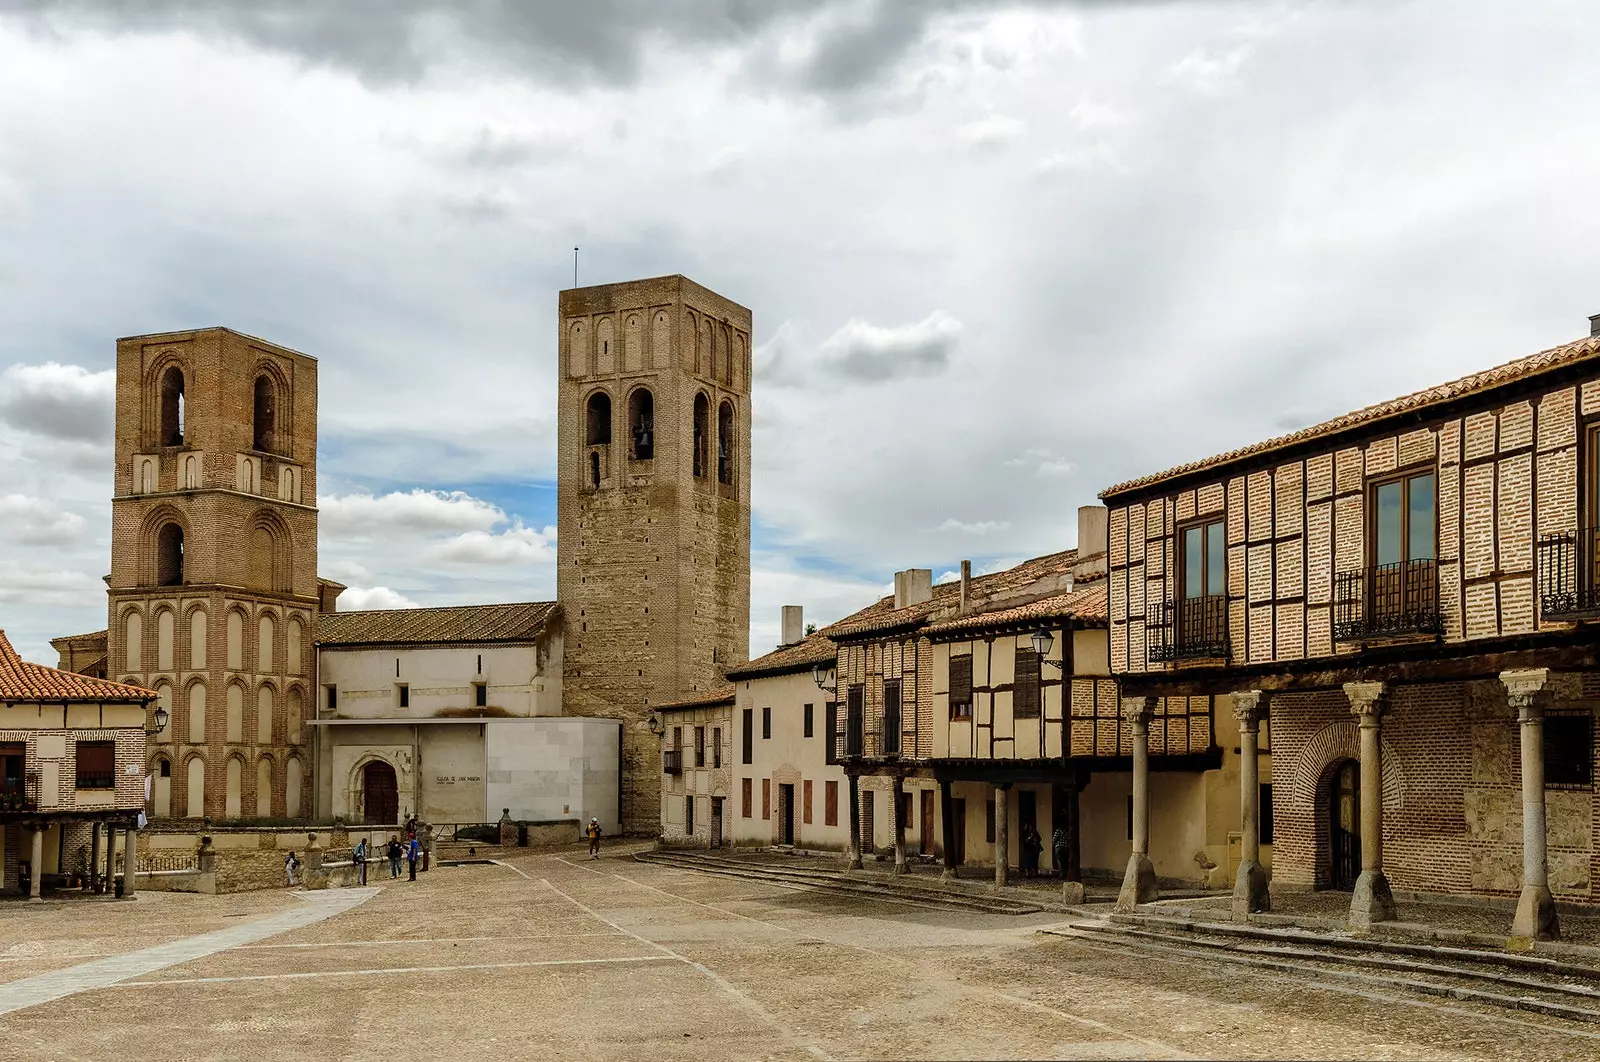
left=586, top=817, right=603, bottom=859
left=1021, top=824, right=1042, bottom=878
left=285, top=850, right=301, bottom=887
left=387, top=835, right=402, bottom=879
left=353, top=838, right=368, bottom=885
left=1052, top=823, right=1070, bottom=880
left=407, top=834, right=420, bottom=881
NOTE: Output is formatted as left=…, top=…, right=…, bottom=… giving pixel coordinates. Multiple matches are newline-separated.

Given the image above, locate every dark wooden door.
left=710, top=798, right=723, bottom=849
left=778, top=783, right=794, bottom=846
left=363, top=760, right=398, bottom=825
left=861, top=790, right=875, bottom=853
left=951, top=798, right=966, bottom=865
left=1329, top=760, right=1361, bottom=890
left=920, top=790, right=935, bottom=855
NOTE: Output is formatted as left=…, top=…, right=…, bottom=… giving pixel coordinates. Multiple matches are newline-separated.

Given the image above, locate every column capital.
left=1343, top=681, right=1387, bottom=722
left=1232, top=690, right=1268, bottom=730
left=1500, top=668, right=1551, bottom=717
left=1121, top=695, right=1157, bottom=726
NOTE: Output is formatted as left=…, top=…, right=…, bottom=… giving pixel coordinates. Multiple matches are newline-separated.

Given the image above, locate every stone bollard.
left=198, top=836, right=216, bottom=873
left=499, top=808, right=516, bottom=848
left=1061, top=881, right=1086, bottom=906
left=305, top=833, right=323, bottom=872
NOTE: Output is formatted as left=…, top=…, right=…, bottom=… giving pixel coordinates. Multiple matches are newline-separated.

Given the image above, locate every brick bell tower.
left=107, top=328, right=319, bottom=822
left=556, top=276, right=752, bottom=832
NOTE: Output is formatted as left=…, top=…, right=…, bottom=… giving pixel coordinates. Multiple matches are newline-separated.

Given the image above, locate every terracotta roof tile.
left=316, top=601, right=558, bottom=647
left=923, top=583, right=1108, bottom=637
left=725, top=632, right=837, bottom=680
left=1101, top=334, right=1600, bottom=498
left=823, top=549, right=1078, bottom=640
left=653, top=685, right=736, bottom=711
left=0, top=630, right=154, bottom=702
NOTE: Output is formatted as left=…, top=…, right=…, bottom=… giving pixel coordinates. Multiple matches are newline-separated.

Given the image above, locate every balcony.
left=0, top=772, right=40, bottom=814
left=1334, top=560, right=1443, bottom=642
left=1148, top=595, right=1230, bottom=664
left=662, top=748, right=683, bottom=775
left=1538, top=529, right=1600, bottom=622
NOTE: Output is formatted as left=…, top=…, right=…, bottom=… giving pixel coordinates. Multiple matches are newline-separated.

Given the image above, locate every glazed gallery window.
left=1373, top=471, right=1437, bottom=567
left=1182, top=520, right=1226, bottom=600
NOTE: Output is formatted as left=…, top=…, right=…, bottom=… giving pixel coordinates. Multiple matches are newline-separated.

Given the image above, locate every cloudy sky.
left=2, top=1, right=1599, bottom=665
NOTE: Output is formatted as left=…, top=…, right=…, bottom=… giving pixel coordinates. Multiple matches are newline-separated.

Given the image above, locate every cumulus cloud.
left=936, top=518, right=1011, bottom=535
left=337, top=585, right=421, bottom=611
left=0, top=563, right=104, bottom=607
left=1004, top=449, right=1077, bottom=477
left=817, top=311, right=962, bottom=382
left=0, top=363, right=114, bottom=443
left=1164, top=44, right=1251, bottom=93
left=319, top=490, right=505, bottom=536
left=0, top=494, right=88, bottom=545
left=426, top=525, right=558, bottom=566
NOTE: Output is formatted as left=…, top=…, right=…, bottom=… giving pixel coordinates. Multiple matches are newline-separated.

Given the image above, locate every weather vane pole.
left=573, top=245, right=579, bottom=288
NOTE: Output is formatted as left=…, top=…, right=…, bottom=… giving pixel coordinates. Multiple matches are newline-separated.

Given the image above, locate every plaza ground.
left=3, top=844, right=1600, bottom=1061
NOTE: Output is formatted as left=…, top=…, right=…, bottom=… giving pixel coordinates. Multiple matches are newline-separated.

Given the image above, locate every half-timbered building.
left=1103, top=320, right=1600, bottom=936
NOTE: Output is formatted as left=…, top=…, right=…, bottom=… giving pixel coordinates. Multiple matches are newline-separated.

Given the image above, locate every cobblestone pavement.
left=3, top=842, right=1600, bottom=1060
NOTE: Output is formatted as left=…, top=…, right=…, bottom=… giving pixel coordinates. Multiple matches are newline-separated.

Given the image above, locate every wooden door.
left=710, top=798, right=723, bottom=848
left=951, top=798, right=967, bottom=866
left=1329, top=760, right=1361, bottom=890
left=778, top=784, right=794, bottom=846
left=363, top=760, right=398, bottom=825
left=920, top=790, right=935, bottom=855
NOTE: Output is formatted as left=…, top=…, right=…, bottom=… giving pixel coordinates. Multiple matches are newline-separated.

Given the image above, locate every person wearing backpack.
left=586, top=817, right=603, bottom=859
left=387, top=836, right=402, bottom=879
left=406, top=834, right=420, bottom=881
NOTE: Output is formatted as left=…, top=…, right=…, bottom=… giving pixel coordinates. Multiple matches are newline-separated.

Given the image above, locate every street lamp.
left=144, top=704, right=169, bottom=736
left=646, top=713, right=663, bottom=736
left=812, top=663, right=837, bottom=695
left=1031, top=630, right=1064, bottom=671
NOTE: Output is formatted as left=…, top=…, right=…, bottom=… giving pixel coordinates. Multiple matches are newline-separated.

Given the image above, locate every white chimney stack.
left=894, top=569, right=933, bottom=610
left=781, top=605, right=804, bottom=646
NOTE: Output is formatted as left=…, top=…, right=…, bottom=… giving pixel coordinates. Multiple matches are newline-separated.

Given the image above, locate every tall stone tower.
left=557, top=276, right=752, bottom=830
left=107, top=328, right=319, bottom=822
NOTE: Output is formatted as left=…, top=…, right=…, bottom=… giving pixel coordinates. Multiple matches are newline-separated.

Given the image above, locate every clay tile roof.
left=316, top=601, right=558, bottom=647
left=823, top=549, right=1078, bottom=641
left=653, top=685, right=736, bottom=711
left=0, top=630, right=154, bottom=702
left=923, top=582, right=1109, bottom=638
left=725, top=631, right=838, bottom=680
left=1101, top=333, right=1600, bottom=498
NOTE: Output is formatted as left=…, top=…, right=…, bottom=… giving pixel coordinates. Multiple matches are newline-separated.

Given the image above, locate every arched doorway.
left=1328, top=759, right=1361, bottom=890
left=362, top=760, right=398, bottom=825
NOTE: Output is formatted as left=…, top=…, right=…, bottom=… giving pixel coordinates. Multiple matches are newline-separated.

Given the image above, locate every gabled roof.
left=725, top=631, right=837, bottom=681
left=316, top=601, right=559, bottom=647
left=1101, top=333, right=1600, bottom=499
left=653, top=686, right=737, bottom=712
left=923, top=582, right=1108, bottom=640
left=823, top=549, right=1078, bottom=641
left=0, top=630, right=154, bottom=703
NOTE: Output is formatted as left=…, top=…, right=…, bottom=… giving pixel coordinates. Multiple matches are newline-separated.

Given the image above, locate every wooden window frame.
left=803, top=779, right=813, bottom=825
left=803, top=703, right=813, bottom=739
left=741, top=777, right=752, bottom=818
left=762, top=705, right=771, bottom=740
left=761, top=778, right=771, bottom=820
left=1177, top=516, right=1227, bottom=602
left=949, top=653, right=973, bottom=720
left=882, top=679, right=902, bottom=756
left=1366, top=465, right=1439, bottom=569
left=824, top=779, right=839, bottom=826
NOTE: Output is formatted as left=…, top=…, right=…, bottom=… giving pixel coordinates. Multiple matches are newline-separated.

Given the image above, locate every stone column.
left=1231, top=690, right=1271, bottom=920
left=1115, top=696, right=1159, bottom=912
left=993, top=784, right=1010, bottom=889
left=1502, top=669, right=1560, bottom=941
left=1343, top=681, right=1395, bottom=927
left=28, top=826, right=45, bottom=900
left=939, top=780, right=958, bottom=880
left=891, top=776, right=908, bottom=875
left=104, top=824, right=118, bottom=893
left=121, top=826, right=139, bottom=899
left=88, top=823, right=102, bottom=894
left=847, top=775, right=863, bottom=871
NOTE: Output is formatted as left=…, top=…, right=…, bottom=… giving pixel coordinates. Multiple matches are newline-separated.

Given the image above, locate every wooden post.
left=847, top=774, right=863, bottom=871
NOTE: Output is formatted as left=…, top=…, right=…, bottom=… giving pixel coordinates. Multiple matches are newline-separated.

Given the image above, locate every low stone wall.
left=140, top=825, right=404, bottom=893
left=135, top=868, right=215, bottom=894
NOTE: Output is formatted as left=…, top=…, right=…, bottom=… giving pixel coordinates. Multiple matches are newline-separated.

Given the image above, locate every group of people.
left=1017, top=822, right=1075, bottom=879
left=285, top=824, right=422, bottom=888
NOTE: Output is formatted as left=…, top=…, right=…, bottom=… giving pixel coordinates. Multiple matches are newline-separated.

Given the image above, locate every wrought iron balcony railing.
left=1147, top=595, right=1229, bottom=663
left=0, top=772, right=40, bottom=813
left=1334, top=559, right=1443, bottom=641
left=1538, top=529, right=1600, bottom=621
left=662, top=748, right=683, bottom=775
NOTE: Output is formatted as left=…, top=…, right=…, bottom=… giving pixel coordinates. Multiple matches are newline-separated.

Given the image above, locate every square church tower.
left=107, top=328, right=319, bottom=822
left=557, top=275, right=752, bottom=830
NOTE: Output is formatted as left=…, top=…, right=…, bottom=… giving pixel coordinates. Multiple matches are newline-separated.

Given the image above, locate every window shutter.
left=825, top=702, right=839, bottom=765
left=1013, top=648, right=1040, bottom=718
left=950, top=655, right=972, bottom=712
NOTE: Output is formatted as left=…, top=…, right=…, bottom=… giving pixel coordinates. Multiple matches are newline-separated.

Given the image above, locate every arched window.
left=717, top=401, right=735, bottom=485
left=693, top=393, right=709, bottom=478
left=253, top=374, right=275, bottom=453
left=159, top=366, right=184, bottom=446
left=586, top=391, right=612, bottom=446
left=157, top=523, right=184, bottom=586
left=185, top=755, right=206, bottom=818
left=628, top=389, right=654, bottom=460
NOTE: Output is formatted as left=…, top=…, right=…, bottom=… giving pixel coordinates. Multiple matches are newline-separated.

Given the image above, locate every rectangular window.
left=741, top=777, right=752, bottom=818
left=1012, top=648, right=1040, bottom=719
left=694, top=726, right=705, bottom=767
left=883, top=680, right=902, bottom=755
left=949, top=655, right=973, bottom=719
left=673, top=725, right=682, bottom=751
left=762, top=706, right=772, bottom=740
left=1546, top=712, right=1595, bottom=789
left=1260, top=783, right=1275, bottom=845
left=803, top=779, right=814, bottom=824
left=824, top=780, right=839, bottom=826
left=825, top=702, right=839, bottom=765
left=762, top=778, right=771, bottom=820
left=742, top=708, right=753, bottom=764
left=804, top=703, right=814, bottom=738
left=75, top=741, right=116, bottom=789
left=397, top=684, right=409, bottom=709
left=985, top=799, right=995, bottom=844
left=1182, top=519, right=1227, bottom=599
left=1374, top=471, right=1437, bottom=566
left=2, top=742, right=27, bottom=799
left=712, top=727, right=722, bottom=768
left=685, top=796, right=695, bottom=835
left=846, top=685, right=864, bottom=757
left=326, top=685, right=338, bottom=713
left=473, top=682, right=487, bottom=708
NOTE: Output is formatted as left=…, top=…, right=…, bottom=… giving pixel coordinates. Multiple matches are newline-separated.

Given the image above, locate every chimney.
left=1590, top=313, right=1600, bottom=339
left=894, top=569, right=933, bottom=610
left=959, top=560, right=972, bottom=616
left=781, top=605, right=804, bottom=646
left=1073, top=505, right=1110, bottom=581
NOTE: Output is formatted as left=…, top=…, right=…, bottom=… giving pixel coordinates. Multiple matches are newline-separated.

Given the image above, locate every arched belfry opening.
left=586, top=391, right=612, bottom=446
left=253, top=375, right=276, bottom=453
left=629, top=388, right=654, bottom=460
left=159, top=366, right=185, bottom=446
left=717, top=400, right=735, bottom=485
left=156, top=523, right=184, bottom=586
left=692, top=393, right=710, bottom=478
